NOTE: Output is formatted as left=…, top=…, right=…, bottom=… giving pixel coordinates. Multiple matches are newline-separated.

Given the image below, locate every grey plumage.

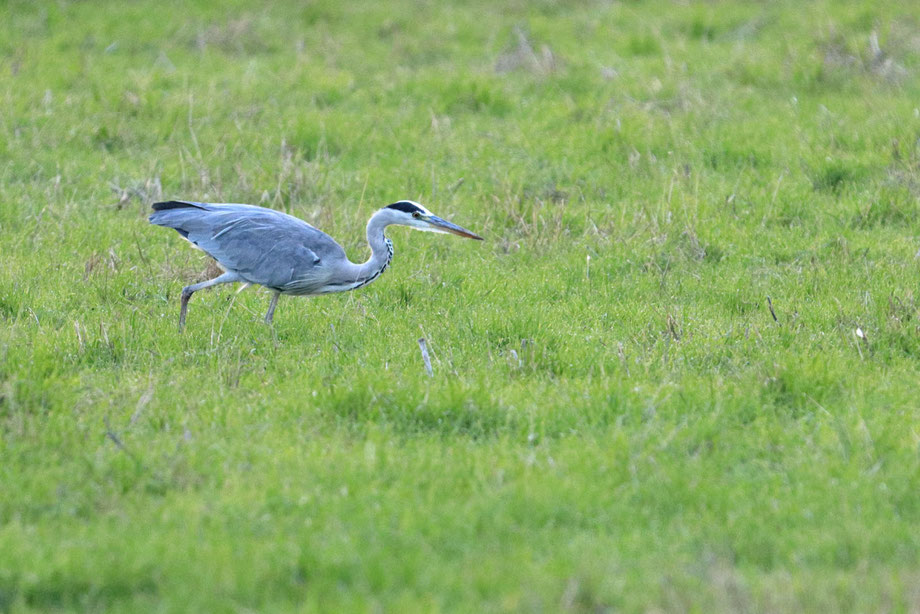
left=149, top=199, right=483, bottom=329
left=151, top=201, right=342, bottom=294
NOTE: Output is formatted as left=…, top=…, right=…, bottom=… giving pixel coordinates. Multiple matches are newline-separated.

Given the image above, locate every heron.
left=149, top=199, right=483, bottom=329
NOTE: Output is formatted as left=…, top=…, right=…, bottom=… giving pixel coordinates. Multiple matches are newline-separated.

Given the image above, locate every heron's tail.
left=149, top=201, right=209, bottom=237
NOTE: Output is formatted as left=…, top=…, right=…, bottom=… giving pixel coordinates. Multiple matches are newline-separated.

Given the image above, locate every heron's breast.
left=310, top=239, right=393, bottom=295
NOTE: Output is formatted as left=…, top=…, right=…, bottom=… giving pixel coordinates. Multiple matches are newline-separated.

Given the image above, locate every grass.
left=2, top=0, right=920, bottom=611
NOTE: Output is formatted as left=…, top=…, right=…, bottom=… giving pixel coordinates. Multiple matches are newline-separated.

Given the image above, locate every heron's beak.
left=425, top=215, right=484, bottom=240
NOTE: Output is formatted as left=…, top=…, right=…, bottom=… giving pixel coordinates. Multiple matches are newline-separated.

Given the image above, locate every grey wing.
left=150, top=201, right=346, bottom=293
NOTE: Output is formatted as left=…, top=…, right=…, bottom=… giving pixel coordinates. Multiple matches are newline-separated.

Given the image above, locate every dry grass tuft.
left=495, top=26, right=561, bottom=76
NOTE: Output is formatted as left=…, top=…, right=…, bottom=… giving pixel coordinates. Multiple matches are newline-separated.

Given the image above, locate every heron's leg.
left=178, top=271, right=242, bottom=331
left=264, top=291, right=281, bottom=324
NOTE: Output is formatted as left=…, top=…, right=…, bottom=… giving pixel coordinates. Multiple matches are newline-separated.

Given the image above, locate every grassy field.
left=3, top=0, right=920, bottom=611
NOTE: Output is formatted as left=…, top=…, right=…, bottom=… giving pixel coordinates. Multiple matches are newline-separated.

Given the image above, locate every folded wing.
left=149, top=201, right=346, bottom=294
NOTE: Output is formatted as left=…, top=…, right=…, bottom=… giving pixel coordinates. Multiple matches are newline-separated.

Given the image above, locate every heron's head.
left=383, top=200, right=484, bottom=240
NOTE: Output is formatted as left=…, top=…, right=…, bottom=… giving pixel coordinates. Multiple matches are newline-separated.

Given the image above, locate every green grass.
left=3, top=0, right=920, bottom=611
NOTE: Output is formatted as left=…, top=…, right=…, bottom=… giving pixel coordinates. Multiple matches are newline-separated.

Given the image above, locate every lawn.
left=2, top=0, right=920, bottom=611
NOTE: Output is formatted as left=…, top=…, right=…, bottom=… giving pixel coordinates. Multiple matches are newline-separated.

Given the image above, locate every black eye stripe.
left=386, top=201, right=424, bottom=214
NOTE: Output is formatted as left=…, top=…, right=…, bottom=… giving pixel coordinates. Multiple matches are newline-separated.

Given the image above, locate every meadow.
left=2, top=0, right=920, bottom=611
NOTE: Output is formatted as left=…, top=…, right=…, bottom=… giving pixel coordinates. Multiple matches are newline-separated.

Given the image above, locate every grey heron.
left=149, top=199, right=483, bottom=329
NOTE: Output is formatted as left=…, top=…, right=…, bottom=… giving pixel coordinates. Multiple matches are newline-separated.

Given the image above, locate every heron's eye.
left=412, top=212, right=421, bottom=219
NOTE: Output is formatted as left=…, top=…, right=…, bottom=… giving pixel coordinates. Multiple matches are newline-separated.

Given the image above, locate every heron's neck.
left=352, top=211, right=393, bottom=283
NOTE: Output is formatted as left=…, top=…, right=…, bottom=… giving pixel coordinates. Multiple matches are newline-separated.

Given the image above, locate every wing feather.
left=149, top=201, right=346, bottom=293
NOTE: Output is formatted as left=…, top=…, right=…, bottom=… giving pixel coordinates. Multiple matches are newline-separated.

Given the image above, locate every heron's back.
left=149, top=201, right=348, bottom=294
